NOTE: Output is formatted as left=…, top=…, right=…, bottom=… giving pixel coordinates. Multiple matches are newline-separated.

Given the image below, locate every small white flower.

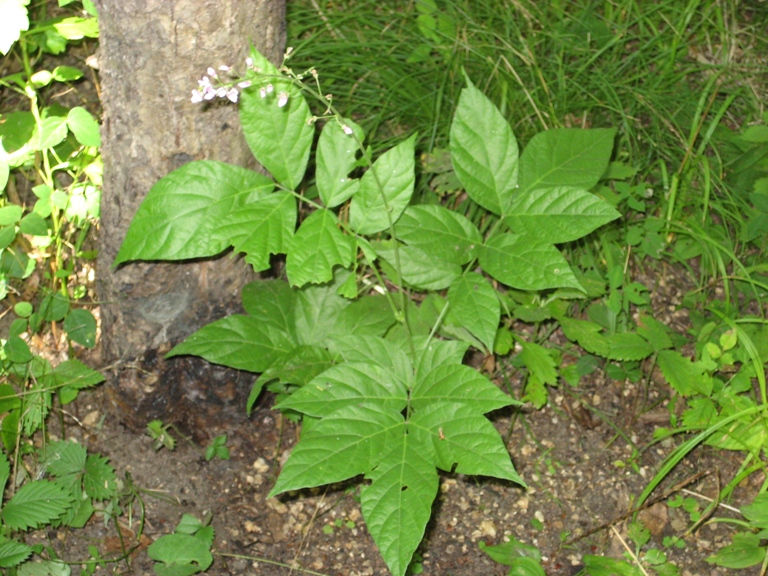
left=246, top=57, right=254, bottom=67
left=219, top=65, right=231, bottom=72
left=342, top=125, right=354, bottom=135
left=238, top=80, right=252, bottom=89
left=266, top=84, right=274, bottom=94
left=203, top=88, right=216, bottom=101
left=277, top=91, right=289, bottom=107
left=227, top=88, right=239, bottom=103
left=207, top=67, right=217, bottom=78
left=199, top=76, right=212, bottom=88
left=259, top=87, right=268, bottom=98
left=191, top=90, right=203, bottom=103
left=216, top=87, right=228, bottom=98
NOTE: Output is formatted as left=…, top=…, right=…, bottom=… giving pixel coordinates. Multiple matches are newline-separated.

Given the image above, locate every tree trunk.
left=94, top=0, right=286, bottom=430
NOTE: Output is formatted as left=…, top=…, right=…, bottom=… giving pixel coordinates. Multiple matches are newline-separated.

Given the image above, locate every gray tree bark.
left=94, top=0, right=286, bottom=429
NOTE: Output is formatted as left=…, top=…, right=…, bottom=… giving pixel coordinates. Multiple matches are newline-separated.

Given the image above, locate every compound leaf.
left=167, top=315, right=294, bottom=373
left=504, top=186, right=620, bottom=243
left=447, top=273, right=499, bottom=352
left=480, top=233, right=582, bottom=291
left=450, top=75, right=518, bottom=216
left=334, top=335, right=414, bottom=387
left=277, top=362, right=408, bottom=418
left=316, top=118, right=363, bottom=207
left=604, top=332, right=654, bottom=361
left=114, top=161, right=273, bottom=265
left=219, top=191, right=296, bottom=272
left=394, top=204, right=482, bottom=265
left=294, top=271, right=351, bottom=346
left=286, top=208, right=355, bottom=287
left=1, top=480, right=73, bottom=530
left=270, top=404, right=402, bottom=495
left=331, top=296, right=396, bottom=340
left=412, top=364, right=517, bottom=414
left=83, top=454, right=116, bottom=500
left=349, top=135, right=416, bottom=235
left=519, top=128, right=616, bottom=193
left=360, top=432, right=439, bottom=576
left=657, top=349, right=710, bottom=397
left=240, top=80, right=313, bottom=190
left=411, top=403, right=524, bottom=483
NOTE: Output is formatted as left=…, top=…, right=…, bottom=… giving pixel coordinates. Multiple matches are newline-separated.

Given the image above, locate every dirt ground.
left=28, top=263, right=761, bottom=576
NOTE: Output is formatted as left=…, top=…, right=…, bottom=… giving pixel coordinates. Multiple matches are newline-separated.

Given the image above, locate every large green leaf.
left=480, top=233, right=582, bottom=291
left=260, top=345, right=333, bottom=388
left=241, top=279, right=296, bottom=341
left=0, top=536, right=32, bottom=568
left=519, top=128, right=616, bottom=193
left=147, top=533, right=213, bottom=573
left=333, top=335, right=414, bottom=387
left=269, top=404, right=402, bottom=494
left=360, top=433, right=439, bottom=576
left=447, top=273, right=499, bottom=352
left=277, top=363, right=408, bottom=418
left=376, top=242, right=462, bottom=290
left=331, top=296, right=396, bottom=340
left=349, top=135, right=416, bottom=235
left=504, top=186, right=620, bottom=243
left=394, top=204, right=482, bottom=265
left=450, top=76, right=519, bottom=216
left=167, top=315, right=294, bottom=373
left=114, top=161, right=273, bottom=265
left=239, top=80, right=313, bottom=190
left=410, top=336, right=469, bottom=378
left=316, top=118, right=363, bottom=207
left=294, top=271, right=351, bottom=346
left=411, top=364, right=516, bottom=414
left=411, top=403, right=523, bottom=483
left=218, top=191, right=296, bottom=272
left=1, top=480, right=73, bottom=530
left=286, top=209, right=355, bottom=287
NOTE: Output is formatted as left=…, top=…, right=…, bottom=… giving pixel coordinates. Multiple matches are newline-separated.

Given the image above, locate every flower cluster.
left=190, top=65, right=252, bottom=104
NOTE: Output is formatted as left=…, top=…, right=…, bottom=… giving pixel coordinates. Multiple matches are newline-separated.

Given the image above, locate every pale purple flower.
left=219, top=65, right=231, bottom=72
left=238, top=80, right=252, bottom=89
left=198, top=76, right=212, bottom=89
left=246, top=57, right=254, bottom=67
left=342, top=125, right=354, bottom=135
left=266, top=84, right=274, bottom=94
left=277, top=92, right=289, bottom=107
left=191, top=90, right=203, bottom=103
left=259, top=87, right=268, bottom=98
left=216, top=87, right=228, bottom=98
left=207, top=67, right=217, bottom=78
left=203, top=88, right=216, bottom=101
left=227, top=88, right=239, bottom=103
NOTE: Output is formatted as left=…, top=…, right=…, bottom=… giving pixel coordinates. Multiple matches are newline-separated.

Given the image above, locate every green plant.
left=479, top=536, right=546, bottom=576
left=115, top=45, right=621, bottom=575
left=148, top=513, right=214, bottom=576
left=204, top=434, right=229, bottom=461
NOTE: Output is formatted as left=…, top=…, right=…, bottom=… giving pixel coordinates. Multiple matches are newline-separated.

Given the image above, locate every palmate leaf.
left=277, top=362, right=409, bottom=418
left=167, top=315, right=294, bottom=373
left=333, top=335, right=414, bottom=386
left=1, top=479, right=73, bottom=530
left=286, top=208, right=355, bottom=287
left=271, top=347, right=523, bottom=576
left=114, top=161, right=273, bottom=265
left=409, top=336, right=469, bottom=379
left=504, top=186, right=620, bottom=244
left=269, top=404, right=403, bottom=495
left=219, top=191, right=296, bottom=272
left=394, top=205, right=482, bottom=265
left=330, top=296, right=396, bottom=341
left=411, top=364, right=516, bottom=413
left=316, top=118, right=364, bottom=207
left=519, top=128, right=616, bottom=193
left=349, top=134, right=416, bottom=235
left=450, top=74, right=519, bottom=216
left=239, top=79, right=314, bottom=190
left=480, top=233, right=583, bottom=291
left=411, top=403, right=523, bottom=483
left=447, top=273, right=499, bottom=352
